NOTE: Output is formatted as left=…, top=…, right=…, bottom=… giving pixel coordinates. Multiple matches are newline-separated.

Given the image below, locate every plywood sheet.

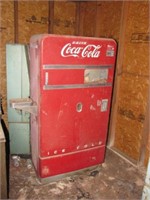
left=95, top=1, right=122, bottom=41
left=18, top=1, right=49, bottom=43
left=53, top=1, right=76, bottom=35
left=122, top=1, right=149, bottom=76
left=0, top=1, right=14, bottom=124
left=114, top=73, right=149, bottom=160
left=115, top=115, right=144, bottom=161
left=112, top=1, right=149, bottom=163
left=117, top=74, right=149, bottom=115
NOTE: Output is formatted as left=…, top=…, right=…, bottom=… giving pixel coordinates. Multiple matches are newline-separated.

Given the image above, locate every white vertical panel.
left=6, top=44, right=30, bottom=154
left=142, top=157, right=150, bottom=199
left=6, top=44, right=22, bottom=122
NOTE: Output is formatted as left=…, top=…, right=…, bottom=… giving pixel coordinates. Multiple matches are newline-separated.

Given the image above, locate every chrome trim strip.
left=43, top=65, right=112, bottom=70
left=43, top=83, right=112, bottom=90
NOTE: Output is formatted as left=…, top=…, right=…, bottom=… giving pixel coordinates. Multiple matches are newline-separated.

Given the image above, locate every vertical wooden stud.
left=48, top=1, right=54, bottom=34
left=14, top=0, right=18, bottom=43
left=75, top=1, right=80, bottom=36
left=107, top=1, right=129, bottom=147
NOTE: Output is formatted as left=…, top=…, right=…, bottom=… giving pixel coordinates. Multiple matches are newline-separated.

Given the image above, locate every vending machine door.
left=29, top=34, right=117, bottom=180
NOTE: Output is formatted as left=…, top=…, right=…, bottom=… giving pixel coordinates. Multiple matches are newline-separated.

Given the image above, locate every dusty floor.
left=9, top=149, right=145, bottom=200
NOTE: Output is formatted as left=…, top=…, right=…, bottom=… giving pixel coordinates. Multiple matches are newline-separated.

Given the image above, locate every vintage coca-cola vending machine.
left=29, top=34, right=117, bottom=181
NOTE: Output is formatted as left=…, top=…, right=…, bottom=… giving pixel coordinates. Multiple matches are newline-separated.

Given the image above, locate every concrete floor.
left=9, top=148, right=145, bottom=200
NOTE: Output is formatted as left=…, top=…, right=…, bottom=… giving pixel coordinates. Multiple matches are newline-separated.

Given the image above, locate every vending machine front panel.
left=30, top=35, right=117, bottom=179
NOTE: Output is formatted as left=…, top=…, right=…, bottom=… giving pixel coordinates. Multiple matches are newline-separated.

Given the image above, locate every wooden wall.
left=79, top=1, right=97, bottom=36
left=95, top=1, right=122, bottom=41
left=0, top=1, right=14, bottom=123
left=53, top=1, right=76, bottom=35
left=17, top=1, right=49, bottom=43
left=109, top=1, right=149, bottom=165
left=0, top=1, right=149, bottom=166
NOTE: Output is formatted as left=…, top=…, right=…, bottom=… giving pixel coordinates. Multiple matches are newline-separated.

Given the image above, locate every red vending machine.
left=29, top=34, right=117, bottom=181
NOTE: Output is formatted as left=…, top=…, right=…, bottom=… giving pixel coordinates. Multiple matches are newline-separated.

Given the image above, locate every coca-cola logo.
left=61, top=42, right=102, bottom=58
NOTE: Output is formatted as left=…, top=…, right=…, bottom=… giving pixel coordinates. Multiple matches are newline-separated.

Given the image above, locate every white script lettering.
left=61, top=43, right=102, bottom=58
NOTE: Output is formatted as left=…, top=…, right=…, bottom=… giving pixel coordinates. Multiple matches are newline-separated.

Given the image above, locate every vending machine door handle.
left=9, top=98, right=37, bottom=115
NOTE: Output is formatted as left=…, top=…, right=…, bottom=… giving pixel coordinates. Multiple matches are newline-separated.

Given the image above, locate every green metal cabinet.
left=6, top=44, right=30, bottom=155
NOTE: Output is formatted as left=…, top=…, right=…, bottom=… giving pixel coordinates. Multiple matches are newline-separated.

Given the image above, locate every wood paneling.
left=113, top=1, right=149, bottom=162
left=114, top=74, right=149, bottom=160
left=122, top=2, right=149, bottom=76
left=95, top=1, right=123, bottom=41
left=79, top=1, right=97, bottom=37
left=18, top=1, right=49, bottom=43
left=0, top=1, right=14, bottom=123
left=53, top=1, right=76, bottom=35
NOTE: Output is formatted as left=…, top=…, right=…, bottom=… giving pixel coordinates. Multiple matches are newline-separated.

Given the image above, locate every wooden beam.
left=107, top=1, right=129, bottom=147
left=14, top=0, right=18, bottom=43
left=77, top=1, right=85, bottom=36
left=94, top=1, right=99, bottom=37
left=48, top=1, right=54, bottom=34
left=75, top=1, right=80, bottom=36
